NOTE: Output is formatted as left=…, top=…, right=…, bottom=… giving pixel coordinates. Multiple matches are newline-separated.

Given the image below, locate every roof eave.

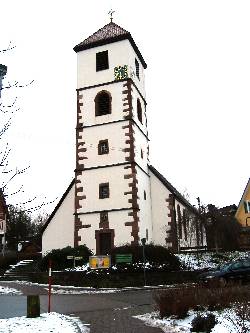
left=149, top=165, right=199, bottom=215
left=73, top=34, right=147, bottom=69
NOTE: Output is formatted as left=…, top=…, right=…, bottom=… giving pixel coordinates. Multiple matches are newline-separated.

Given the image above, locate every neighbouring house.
left=42, top=21, right=206, bottom=256
left=0, top=190, right=7, bottom=252
left=235, top=178, right=250, bottom=249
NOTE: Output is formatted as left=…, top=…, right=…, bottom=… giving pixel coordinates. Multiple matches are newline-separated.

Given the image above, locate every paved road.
left=0, top=282, right=163, bottom=333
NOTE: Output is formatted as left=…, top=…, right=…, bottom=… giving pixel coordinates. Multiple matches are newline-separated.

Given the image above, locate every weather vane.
left=108, top=9, right=115, bottom=22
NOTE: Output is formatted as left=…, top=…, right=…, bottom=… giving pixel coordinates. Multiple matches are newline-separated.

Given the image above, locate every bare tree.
left=0, top=44, right=53, bottom=213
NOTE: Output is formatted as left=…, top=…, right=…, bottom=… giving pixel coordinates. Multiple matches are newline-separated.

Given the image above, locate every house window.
left=96, top=50, right=109, bottom=71
left=137, top=99, right=143, bottom=124
left=244, top=201, right=250, bottom=214
left=141, top=149, right=143, bottom=159
left=100, top=212, right=109, bottom=223
left=99, top=183, right=109, bottom=199
left=95, top=91, right=111, bottom=116
left=98, top=140, right=109, bottom=155
left=144, top=190, right=146, bottom=200
left=135, top=58, right=140, bottom=79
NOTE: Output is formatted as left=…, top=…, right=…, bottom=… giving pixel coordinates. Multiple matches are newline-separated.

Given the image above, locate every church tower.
left=73, top=21, right=152, bottom=254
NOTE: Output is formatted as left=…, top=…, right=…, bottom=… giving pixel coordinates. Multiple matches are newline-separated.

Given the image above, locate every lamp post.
left=141, top=238, right=147, bottom=286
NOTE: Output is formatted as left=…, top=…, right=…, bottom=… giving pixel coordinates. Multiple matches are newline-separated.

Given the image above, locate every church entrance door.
left=99, top=232, right=112, bottom=255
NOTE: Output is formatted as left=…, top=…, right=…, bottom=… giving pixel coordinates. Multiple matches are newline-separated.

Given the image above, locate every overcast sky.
left=1, top=0, right=249, bottom=214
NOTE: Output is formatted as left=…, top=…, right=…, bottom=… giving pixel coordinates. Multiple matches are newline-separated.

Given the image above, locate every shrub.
left=110, top=244, right=180, bottom=271
left=39, top=245, right=92, bottom=271
left=0, top=253, right=18, bottom=270
left=154, top=286, right=195, bottom=318
left=154, top=284, right=250, bottom=319
left=191, top=313, right=217, bottom=332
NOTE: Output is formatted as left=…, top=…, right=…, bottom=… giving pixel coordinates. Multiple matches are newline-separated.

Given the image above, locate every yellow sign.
left=89, top=256, right=111, bottom=269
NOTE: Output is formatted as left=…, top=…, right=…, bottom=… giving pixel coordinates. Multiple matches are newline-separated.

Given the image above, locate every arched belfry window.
left=95, top=91, right=112, bottom=116
left=137, top=99, right=143, bottom=124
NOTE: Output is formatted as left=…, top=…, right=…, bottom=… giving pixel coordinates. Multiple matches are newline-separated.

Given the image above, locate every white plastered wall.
left=149, top=170, right=172, bottom=246
left=42, top=185, right=75, bottom=255
left=76, top=165, right=132, bottom=214
left=78, top=209, right=134, bottom=254
left=80, top=122, right=127, bottom=169
left=79, top=82, right=127, bottom=127
left=136, top=166, right=152, bottom=243
left=77, top=39, right=146, bottom=97
left=131, top=89, right=147, bottom=135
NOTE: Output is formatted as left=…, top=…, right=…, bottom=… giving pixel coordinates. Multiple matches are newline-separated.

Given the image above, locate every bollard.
left=27, top=295, right=40, bottom=318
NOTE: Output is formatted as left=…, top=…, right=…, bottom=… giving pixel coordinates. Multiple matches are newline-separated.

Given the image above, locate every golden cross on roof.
left=108, top=9, right=115, bottom=22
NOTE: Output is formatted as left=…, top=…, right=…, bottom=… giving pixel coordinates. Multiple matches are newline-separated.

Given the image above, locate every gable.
left=235, top=178, right=250, bottom=226
left=41, top=179, right=75, bottom=234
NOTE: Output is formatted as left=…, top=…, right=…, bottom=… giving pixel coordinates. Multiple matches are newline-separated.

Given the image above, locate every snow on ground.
left=5, top=260, right=33, bottom=273
left=1, top=280, right=123, bottom=294
left=0, top=285, right=22, bottom=295
left=135, top=309, right=249, bottom=333
left=48, top=286, right=121, bottom=294
left=0, top=312, right=89, bottom=333
left=65, top=264, right=89, bottom=272
left=177, top=251, right=250, bottom=270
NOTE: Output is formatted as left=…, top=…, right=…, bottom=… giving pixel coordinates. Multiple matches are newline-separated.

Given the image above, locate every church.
left=42, top=21, right=206, bottom=255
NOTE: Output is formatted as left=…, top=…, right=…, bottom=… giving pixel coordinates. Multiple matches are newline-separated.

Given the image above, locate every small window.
left=144, top=191, right=146, bottom=200
left=135, top=58, right=140, bottom=79
left=146, top=229, right=148, bottom=241
left=96, top=51, right=109, bottom=71
left=141, top=149, right=143, bottom=159
left=244, top=201, right=250, bottom=214
left=100, top=212, right=109, bottom=223
left=99, top=183, right=109, bottom=199
left=137, top=99, right=143, bottom=124
left=95, top=91, right=111, bottom=116
left=98, top=140, right=109, bottom=155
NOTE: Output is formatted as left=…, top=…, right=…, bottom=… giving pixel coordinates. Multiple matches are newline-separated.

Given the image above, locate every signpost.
left=89, top=255, right=111, bottom=269
left=115, top=254, right=132, bottom=264
left=66, top=256, right=83, bottom=268
left=141, top=238, right=147, bottom=286
left=48, top=260, right=52, bottom=313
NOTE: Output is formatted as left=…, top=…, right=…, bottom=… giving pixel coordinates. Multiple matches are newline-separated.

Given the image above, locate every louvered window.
left=96, top=51, right=109, bottom=71
left=95, top=91, right=111, bottom=116
left=135, top=58, right=140, bottom=79
left=137, top=99, right=143, bottom=124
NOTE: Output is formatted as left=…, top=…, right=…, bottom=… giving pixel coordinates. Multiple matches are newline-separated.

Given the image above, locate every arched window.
left=95, top=91, right=111, bottom=116
left=137, top=99, right=143, bottom=124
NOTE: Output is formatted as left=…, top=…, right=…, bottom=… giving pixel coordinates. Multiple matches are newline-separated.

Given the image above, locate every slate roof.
left=73, top=22, right=147, bottom=69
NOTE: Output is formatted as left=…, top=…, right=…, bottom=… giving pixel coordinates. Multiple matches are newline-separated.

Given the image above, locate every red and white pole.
left=48, top=259, right=52, bottom=313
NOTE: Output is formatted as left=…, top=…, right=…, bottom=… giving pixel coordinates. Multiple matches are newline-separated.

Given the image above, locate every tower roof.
left=73, top=22, right=147, bottom=69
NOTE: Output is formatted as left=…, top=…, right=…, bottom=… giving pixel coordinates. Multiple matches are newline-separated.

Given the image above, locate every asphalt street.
left=0, top=282, right=163, bottom=333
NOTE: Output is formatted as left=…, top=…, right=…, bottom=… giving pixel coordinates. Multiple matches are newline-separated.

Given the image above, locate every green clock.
left=114, top=65, right=128, bottom=80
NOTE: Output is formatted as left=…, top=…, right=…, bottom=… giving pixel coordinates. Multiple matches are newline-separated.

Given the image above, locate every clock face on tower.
left=114, top=65, right=128, bottom=80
